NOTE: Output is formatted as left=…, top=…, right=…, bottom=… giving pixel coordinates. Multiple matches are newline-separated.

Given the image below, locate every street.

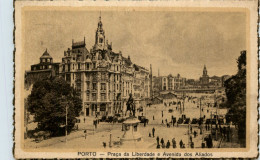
left=24, top=97, right=240, bottom=149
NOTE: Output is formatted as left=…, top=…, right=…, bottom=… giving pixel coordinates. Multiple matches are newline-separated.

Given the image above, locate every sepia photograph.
left=14, top=1, right=258, bottom=159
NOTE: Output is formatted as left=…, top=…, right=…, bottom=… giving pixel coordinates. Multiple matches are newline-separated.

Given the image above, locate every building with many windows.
left=25, top=49, right=60, bottom=89
left=152, top=74, right=186, bottom=95
left=25, top=15, right=151, bottom=117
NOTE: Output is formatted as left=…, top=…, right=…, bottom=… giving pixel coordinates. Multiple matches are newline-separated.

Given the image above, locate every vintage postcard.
left=14, top=0, right=258, bottom=159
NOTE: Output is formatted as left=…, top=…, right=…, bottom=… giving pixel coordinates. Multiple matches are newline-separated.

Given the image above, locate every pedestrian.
left=152, top=127, right=155, bottom=137
left=191, top=142, right=194, bottom=148
left=172, top=138, right=176, bottom=148
left=179, top=139, right=183, bottom=148
left=194, top=131, right=197, bottom=138
left=84, top=130, right=87, bottom=139
left=165, top=119, right=168, bottom=123
left=156, top=136, right=160, bottom=145
left=84, top=117, right=86, bottom=123
left=153, top=115, right=155, bottom=120
left=95, top=120, right=97, bottom=129
left=149, top=133, right=151, bottom=137
left=166, top=140, right=170, bottom=148
left=160, top=138, right=165, bottom=146
left=103, top=142, right=106, bottom=148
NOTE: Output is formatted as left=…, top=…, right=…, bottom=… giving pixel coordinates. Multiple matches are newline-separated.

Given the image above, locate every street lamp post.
left=61, top=95, right=68, bottom=143
left=200, top=98, right=202, bottom=135
left=183, top=91, right=185, bottom=112
left=65, top=104, right=68, bottom=143
left=214, top=92, right=218, bottom=141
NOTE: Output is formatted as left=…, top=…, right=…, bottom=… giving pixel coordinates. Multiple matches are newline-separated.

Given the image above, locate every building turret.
left=94, top=14, right=105, bottom=50
left=40, top=48, right=53, bottom=63
left=203, top=65, right=208, bottom=76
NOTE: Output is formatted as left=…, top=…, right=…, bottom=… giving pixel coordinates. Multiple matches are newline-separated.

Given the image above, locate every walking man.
left=172, top=138, right=176, bottom=148
left=152, top=127, right=155, bottom=138
left=156, top=136, right=160, bottom=145
left=84, top=130, right=87, bottom=139
left=161, top=138, right=165, bottom=146
left=179, top=139, right=183, bottom=148
left=166, top=140, right=170, bottom=148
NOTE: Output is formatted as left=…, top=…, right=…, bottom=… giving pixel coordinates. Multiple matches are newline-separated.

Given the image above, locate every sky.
left=23, top=9, right=247, bottom=79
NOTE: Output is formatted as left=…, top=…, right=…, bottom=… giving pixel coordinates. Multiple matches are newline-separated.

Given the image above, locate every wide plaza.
left=24, top=95, right=240, bottom=149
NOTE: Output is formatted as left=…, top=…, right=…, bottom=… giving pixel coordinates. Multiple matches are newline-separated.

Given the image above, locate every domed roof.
left=40, top=49, right=52, bottom=59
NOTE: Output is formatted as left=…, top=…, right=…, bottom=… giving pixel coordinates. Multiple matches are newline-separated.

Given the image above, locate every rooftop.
left=72, top=40, right=86, bottom=49
left=40, top=49, right=52, bottom=59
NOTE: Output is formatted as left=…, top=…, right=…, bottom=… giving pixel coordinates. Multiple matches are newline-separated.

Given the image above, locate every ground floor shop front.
left=83, top=101, right=123, bottom=117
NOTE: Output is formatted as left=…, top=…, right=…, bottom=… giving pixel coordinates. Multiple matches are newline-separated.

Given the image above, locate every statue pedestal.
left=120, top=116, right=142, bottom=143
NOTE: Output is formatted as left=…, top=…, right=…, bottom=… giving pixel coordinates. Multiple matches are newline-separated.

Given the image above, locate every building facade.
left=152, top=74, right=186, bottom=95
left=25, top=49, right=60, bottom=89
left=25, top=15, right=151, bottom=117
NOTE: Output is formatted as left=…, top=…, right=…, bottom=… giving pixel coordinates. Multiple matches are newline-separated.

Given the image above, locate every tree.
left=224, top=50, right=246, bottom=146
left=27, top=77, right=82, bottom=136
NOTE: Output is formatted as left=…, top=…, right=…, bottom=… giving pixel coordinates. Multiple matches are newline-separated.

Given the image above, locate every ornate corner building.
left=25, top=15, right=151, bottom=117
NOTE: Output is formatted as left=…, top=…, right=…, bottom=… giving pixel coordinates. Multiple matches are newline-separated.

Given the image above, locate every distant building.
left=132, top=64, right=150, bottom=108
left=186, top=79, right=196, bottom=86
left=25, top=49, right=60, bottom=89
left=200, top=65, right=209, bottom=86
left=152, top=73, right=186, bottom=95
left=209, top=76, right=222, bottom=87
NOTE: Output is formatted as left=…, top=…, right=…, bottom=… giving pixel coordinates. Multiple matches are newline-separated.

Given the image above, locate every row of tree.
left=223, top=50, right=246, bottom=146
